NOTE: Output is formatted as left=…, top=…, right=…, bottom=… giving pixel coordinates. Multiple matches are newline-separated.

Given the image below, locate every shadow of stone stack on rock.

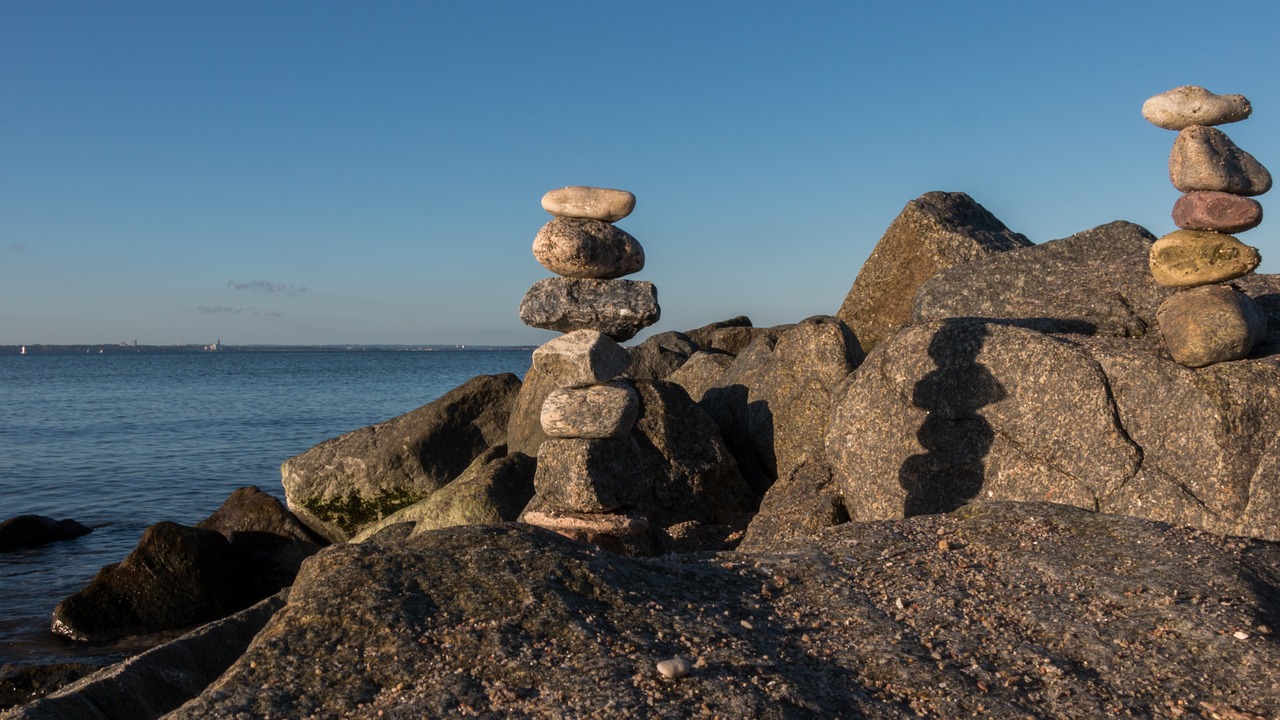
left=1144, top=85, right=1271, bottom=367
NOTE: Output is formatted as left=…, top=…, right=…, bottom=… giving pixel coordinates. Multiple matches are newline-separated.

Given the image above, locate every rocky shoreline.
left=5, top=98, right=1280, bottom=714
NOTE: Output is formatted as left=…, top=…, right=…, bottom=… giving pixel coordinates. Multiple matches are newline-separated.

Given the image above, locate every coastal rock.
left=532, top=217, right=645, bottom=279
left=1082, top=335, right=1280, bottom=529
left=1148, top=229, right=1261, bottom=288
left=524, top=436, right=648, bottom=514
left=1156, top=284, right=1267, bottom=367
left=826, top=319, right=1139, bottom=521
left=914, top=221, right=1168, bottom=336
left=10, top=592, right=284, bottom=720
left=351, top=448, right=536, bottom=542
left=1172, top=190, right=1264, bottom=233
left=835, top=191, right=1031, bottom=353
left=281, top=373, right=520, bottom=543
left=630, top=379, right=753, bottom=525
left=541, top=186, right=636, bottom=222
left=665, top=350, right=734, bottom=402
left=167, top=509, right=1280, bottom=718
left=0, top=663, right=99, bottom=712
left=683, top=316, right=760, bottom=355
left=51, top=522, right=248, bottom=642
left=0, top=515, right=91, bottom=551
left=738, top=458, right=848, bottom=551
left=1170, top=125, right=1273, bottom=196
left=623, top=331, right=697, bottom=381
left=195, top=486, right=325, bottom=597
left=702, top=316, right=864, bottom=496
left=1141, top=85, right=1252, bottom=130
left=519, top=277, right=660, bottom=341
left=540, top=381, right=639, bottom=439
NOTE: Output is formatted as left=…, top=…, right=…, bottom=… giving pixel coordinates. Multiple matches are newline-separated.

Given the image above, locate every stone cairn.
left=1143, top=86, right=1272, bottom=367
left=517, top=186, right=660, bottom=548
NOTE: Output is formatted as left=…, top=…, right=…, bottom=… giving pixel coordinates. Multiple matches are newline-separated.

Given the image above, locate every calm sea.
left=0, top=348, right=531, bottom=666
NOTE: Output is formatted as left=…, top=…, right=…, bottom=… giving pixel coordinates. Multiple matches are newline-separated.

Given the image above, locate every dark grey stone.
left=518, top=278, right=660, bottom=341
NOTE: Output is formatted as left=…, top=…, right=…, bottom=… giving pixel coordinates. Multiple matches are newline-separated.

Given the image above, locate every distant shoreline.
left=2, top=344, right=537, bottom=355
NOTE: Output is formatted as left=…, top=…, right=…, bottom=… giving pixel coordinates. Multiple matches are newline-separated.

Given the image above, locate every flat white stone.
left=542, top=186, right=636, bottom=222
left=1142, top=86, right=1251, bottom=130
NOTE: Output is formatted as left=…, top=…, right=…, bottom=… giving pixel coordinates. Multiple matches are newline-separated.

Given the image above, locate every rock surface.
left=519, top=278, right=660, bottom=341
left=701, top=316, right=865, bottom=496
left=1148, top=229, right=1261, bottom=288
left=826, top=316, right=1280, bottom=540
left=532, top=217, right=645, bottom=279
left=351, top=448, right=536, bottom=542
left=914, top=221, right=1169, bottom=336
left=525, top=436, right=648, bottom=514
left=195, top=485, right=325, bottom=594
left=7, top=592, right=284, bottom=720
left=532, top=329, right=633, bottom=387
left=835, top=191, right=1031, bottom=353
left=51, top=522, right=248, bottom=642
left=665, top=350, right=734, bottom=402
left=540, top=381, right=639, bottom=438
left=1142, top=85, right=1252, bottom=130
left=541, top=186, right=636, bottom=222
left=1172, top=190, right=1264, bottom=233
left=166, top=508, right=1280, bottom=719
left=281, top=373, right=520, bottom=543
left=1157, top=284, right=1268, bottom=367
left=1170, top=125, right=1273, bottom=196
left=0, top=516, right=91, bottom=551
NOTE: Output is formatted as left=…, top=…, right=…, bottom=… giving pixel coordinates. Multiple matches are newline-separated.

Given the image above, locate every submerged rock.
left=0, top=515, right=91, bottom=551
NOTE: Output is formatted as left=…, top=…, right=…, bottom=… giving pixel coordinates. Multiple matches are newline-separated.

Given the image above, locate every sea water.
left=0, top=348, right=531, bottom=665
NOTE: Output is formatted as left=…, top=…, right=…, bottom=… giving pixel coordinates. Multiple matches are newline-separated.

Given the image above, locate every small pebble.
left=1233, top=631, right=1250, bottom=640
left=656, top=657, right=691, bottom=679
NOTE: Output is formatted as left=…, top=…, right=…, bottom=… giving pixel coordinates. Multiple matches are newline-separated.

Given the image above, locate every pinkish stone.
left=1172, top=191, right=1264, bottom=234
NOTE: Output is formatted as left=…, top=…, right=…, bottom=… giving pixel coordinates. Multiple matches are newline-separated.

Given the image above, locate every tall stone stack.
left=517, top=186, right=660, bottom=548
left=1143, top=86, right=1271, bottom=367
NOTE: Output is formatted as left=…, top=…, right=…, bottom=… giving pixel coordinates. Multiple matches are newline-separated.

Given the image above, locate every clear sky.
left=2, top=1, right=1277, bottom=347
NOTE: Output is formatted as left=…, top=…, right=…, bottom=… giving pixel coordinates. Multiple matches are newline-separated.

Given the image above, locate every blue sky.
left=2, top=1, right=1277, bottom=346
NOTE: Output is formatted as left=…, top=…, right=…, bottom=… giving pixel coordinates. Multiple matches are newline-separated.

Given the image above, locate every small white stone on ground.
left=656, top=657, right=691, bottom=679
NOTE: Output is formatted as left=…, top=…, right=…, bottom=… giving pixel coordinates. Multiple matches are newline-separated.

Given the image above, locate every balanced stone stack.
left=1143, top=86, right=1271, bottom=367
left=518, top=187, right=660, bottom=547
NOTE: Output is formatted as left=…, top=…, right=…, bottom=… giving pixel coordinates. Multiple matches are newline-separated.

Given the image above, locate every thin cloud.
left=195, top=305, right=285, bottom=318
left=8, top=243, right=27, bottom=252
left=227, top=280, right=310, bottom=294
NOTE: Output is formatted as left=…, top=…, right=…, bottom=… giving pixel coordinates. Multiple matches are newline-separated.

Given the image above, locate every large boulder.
left=196, top=486, right=325, bottom=595
left=826, top=316, right=1280, bottom=540
left=51, top=522, right=248, bottom=642
left=0, top=515, right=91, bottom=551
left=623, top=331, right=697, bottom=381
left=167, top=507, right=1280, bottom=718
left=282, top=373, right=520, bottom=542
left=701, top=316, right=865, bottom=497
left=352, top=448, right=536, bottom=542
left=836, top=191, right=1031, bottom=353
left=913, top=221, right=1172, bottom=337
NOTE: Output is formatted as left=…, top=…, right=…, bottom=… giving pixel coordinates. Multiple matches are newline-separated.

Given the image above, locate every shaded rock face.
left=352, top=448, right=535, bottom=542
left=826, top=317, right=1280, bottom=540
left=701, top=316, right=865, bottom=497
left=0, top=515, right=91, bottom=551
left=52, top=522, right=246, bottom=642
left=623, top=331, right=698, bottom=381
left=282, top=373, right=520, bottom=542
left=738, top=458, right=848, bottom=552
left=836, top=191, right=1032, bottom=353
left=914, top=220, right=1170, bottom=337
left=168, top=507, right=1280, bottom=719
left=49, top=487, right=320, bottom=644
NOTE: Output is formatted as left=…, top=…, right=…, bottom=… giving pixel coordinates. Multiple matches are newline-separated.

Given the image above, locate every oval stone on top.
left=1142, top=86, right=1252, bottom=130
left=542, top=186, right=636, bottom=222
left=1148, top=229, right=1260, bottom=288
left=533, top=218, right=645, bottom=279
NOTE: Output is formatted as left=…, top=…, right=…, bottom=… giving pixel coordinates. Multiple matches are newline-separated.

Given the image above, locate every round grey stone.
left=1156, top=284, right=1267, bottom=367
left=1148, top=230, right=1261, bottom=288
left=540, top=381, right=639, bottom=439
left=532, top=217, right=645, bottom=279
left=1170, top=126, right=1272, bottom=196
left=1142, top=86, right=1252, bottom=130
left=541, top=186, right=636, bottom=222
